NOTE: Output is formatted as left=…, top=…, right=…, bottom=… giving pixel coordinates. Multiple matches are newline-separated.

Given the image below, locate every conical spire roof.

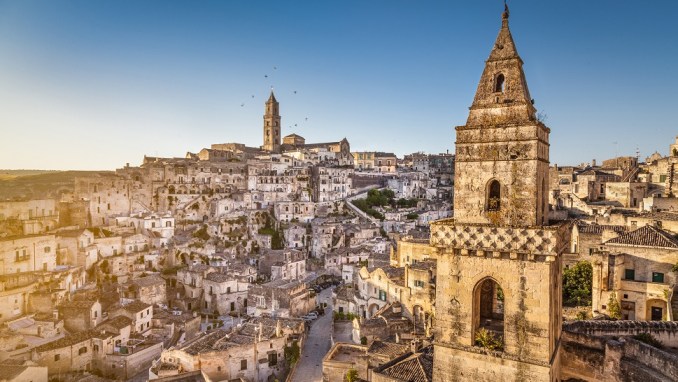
left=267, top=90, right=277, bottom=103
left=487, top=5, right=520, bottom=62
left=467, top=4, right=535, bottom=120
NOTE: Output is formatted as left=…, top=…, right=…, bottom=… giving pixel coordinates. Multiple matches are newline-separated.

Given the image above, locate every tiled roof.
left=410, top=259, right=437, bottom=271
left=576, top=222, right=628, bottom=235
left=0, top=366, right=28, bottom=380
left=116, top=300, right=152, bottom=313
left=367, top=340, right=409, bottom=358
left=35, top=330, right=101, bottom=352
left=205, top=272, right=234, bottom=283
left=374, top=346, right=433, bottom=382
left=605, top=225, right=678, bottom=249
left=131, top=275, right=165, bottom=287
left=59, top=300, right=97, bottom=310
left=99, top=315, right=133, bottom=330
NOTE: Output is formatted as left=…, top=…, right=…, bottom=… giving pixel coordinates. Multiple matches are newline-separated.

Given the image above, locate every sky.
left=0, top=1, right=677, bottom=170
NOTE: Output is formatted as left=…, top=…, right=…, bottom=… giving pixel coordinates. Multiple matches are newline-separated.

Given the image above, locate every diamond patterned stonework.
left=430, top=218, right=568, bottom=258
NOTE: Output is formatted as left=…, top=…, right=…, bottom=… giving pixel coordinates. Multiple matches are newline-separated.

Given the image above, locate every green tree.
left=345, top=368, right=359, bottom=382
left=193, top=225, right=210, bottom=241
left=284, top=341, right=300, bottom=366
left=474, top=328, right=503, bottom=351
left=607, top=292, right=621, bottom=319
left=563, top=261, right=593, bottom=306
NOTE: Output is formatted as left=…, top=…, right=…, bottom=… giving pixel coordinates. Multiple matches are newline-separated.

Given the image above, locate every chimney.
left=395, top=333, right=400, bottom=344
left=410, top=339, right=419, bottom=353
left=276, top=319, right=282, bottom=337
left=592, top=159, right=597, bottom=167
left=53, top=309, right=59, bottom=320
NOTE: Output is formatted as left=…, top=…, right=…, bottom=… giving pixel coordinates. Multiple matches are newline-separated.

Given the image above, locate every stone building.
left=312, top=165, right=354, bottom=202
left=0, top=234, right=57, bottom=274
left=202, top=272, right=249, bottom=315
left=352, top=152, right=397, bottom=173
left=0, top=199, right=59, bottom=236
left=152, top=317, right=304, bottom=382
left=591, top=224, right=678, bottom=321
left=109, top=300, right=153, bottom=334
left=123, top=275, right=167, bottom=305
left=247, top=279, right=315, bottom=318
left=262, top=91, right=281, bottom=153
left=55, top=229, right=98, bottom=270
left=58, top=300, right=102, bottom=333
left=0, top=359, right=48, bottom=382
left=431, top=6, right=567, bottom=381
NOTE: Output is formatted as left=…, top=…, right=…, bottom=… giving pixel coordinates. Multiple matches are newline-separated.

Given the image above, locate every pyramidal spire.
left=488, top=2, right=519, bottom=62
left=267, top=90, right=277, bottom=103
left=467, top=3, right=534, bottom=121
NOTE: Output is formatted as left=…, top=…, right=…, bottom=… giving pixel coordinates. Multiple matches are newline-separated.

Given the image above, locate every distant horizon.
left=2, top=1, right=677, bottom=170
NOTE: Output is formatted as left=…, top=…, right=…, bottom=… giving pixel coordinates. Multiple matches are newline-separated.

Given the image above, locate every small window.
left=54, top=354, right=61, bottom=361
left=487, top=180, right=501, bottom=211
left=241, top=360, right=247, bottom=370
left=624, top=269, right=635, bottom=281
left=652, top=272, right=665, bottom=283
left=78, top=346, right=87, bottom=355
left=44, top=246, right=50, bottom=253
left=494, top=73, right=505, bottom=93
left=268, top=352, right=278, bottom=366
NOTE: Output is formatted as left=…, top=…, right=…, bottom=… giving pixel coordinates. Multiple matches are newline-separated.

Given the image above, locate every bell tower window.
left=474, top=278, right=505, bottom=351
left=487, top=180, right=501, bottom=211
left=494, top=73, right=505, bottom=93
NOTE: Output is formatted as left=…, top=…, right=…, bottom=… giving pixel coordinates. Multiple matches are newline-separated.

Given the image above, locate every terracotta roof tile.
left=605, top=225, right=678, bottom=249
left=374, top=346, right=433, bottom=382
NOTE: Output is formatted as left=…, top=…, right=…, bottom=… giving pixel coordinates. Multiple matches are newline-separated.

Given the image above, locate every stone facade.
left=262, top=91, right=281, bottom=153
left=431, top=6, right=566, bottom=382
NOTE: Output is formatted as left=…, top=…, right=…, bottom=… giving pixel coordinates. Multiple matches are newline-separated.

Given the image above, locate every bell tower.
left=431, top=5, right=567, bottom=381
left=263, top=91, right=281, bottom=153
left=454, top=3, right=549, bottom=227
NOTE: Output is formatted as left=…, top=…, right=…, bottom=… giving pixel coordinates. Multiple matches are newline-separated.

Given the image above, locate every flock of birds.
left=238, top=66, right=310, bottom=131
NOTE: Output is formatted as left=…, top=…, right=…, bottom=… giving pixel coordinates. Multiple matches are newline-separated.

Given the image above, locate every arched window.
left=474, top=278, right=504, bottom=351
left=494, top=73, right=505, bottom=93
left=487, top=180, right=501, bottom=211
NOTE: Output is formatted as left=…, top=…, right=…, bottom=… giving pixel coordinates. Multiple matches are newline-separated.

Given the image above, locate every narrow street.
left=291, top=286, right=334, bottom=382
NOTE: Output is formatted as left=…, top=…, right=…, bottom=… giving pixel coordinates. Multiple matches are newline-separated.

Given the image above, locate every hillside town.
left=1, top=5, right=678, bottom=382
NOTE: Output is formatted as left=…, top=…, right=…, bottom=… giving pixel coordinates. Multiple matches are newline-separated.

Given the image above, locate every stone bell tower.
left=263, top=90, right=281, bottom=153
left=431, top=5, right=567, bottom=381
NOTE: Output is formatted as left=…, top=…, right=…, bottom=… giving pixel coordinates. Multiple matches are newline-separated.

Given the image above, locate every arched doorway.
left=646, top=299, right=665, bottom=321
left=474, top=278, right=505, bottom=349
left=368, top=303, right=381, bottom=318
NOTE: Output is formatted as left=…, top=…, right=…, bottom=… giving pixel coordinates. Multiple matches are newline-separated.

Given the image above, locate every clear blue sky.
left=1, top=1, right=676, bottom=170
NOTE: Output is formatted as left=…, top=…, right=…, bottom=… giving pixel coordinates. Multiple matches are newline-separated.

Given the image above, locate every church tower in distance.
left=263, top=91, right=281, bottom=153
left=430, top=5, right=568, bottom=381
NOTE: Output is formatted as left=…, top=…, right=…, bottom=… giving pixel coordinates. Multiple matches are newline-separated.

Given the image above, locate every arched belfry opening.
left=494, top=73, right=505, bottom=93
left=486, top=180, right=501, bottom=211
left=474, top=278, right=505, bottom=349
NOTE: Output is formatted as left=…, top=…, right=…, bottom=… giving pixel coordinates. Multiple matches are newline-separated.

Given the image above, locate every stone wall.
left=432, top=344, right=554, bottom=382
left=560, top=323, right=678, bottom=382
left=564, top=320, right=678, bottom=347
left=102, top=341, right=163, bottom=380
